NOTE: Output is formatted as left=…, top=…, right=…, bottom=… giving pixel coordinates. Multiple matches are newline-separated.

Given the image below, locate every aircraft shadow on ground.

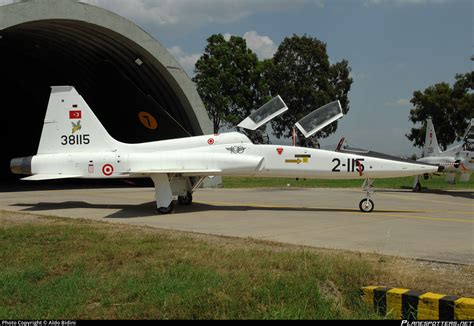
left=0, top=180, right=153, bottom=193
left=12, top=201, right=159, bottom=219
left=186, top=202, right=415, bottom=214
left=13, top=200, right=414, bottom=218
left=379, top=188, right=473, bottom=200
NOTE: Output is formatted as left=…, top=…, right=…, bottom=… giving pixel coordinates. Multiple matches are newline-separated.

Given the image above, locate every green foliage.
left=193, top=34, right=269, bottom=133
left=406, top=72, right=474, bottom=150
left=193, top=33, right=352, bottom=141
left=265, top=34, right=353, bottom=144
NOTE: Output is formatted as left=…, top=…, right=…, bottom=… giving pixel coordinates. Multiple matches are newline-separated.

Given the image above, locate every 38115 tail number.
left=61, top=134, right=90, bottom=145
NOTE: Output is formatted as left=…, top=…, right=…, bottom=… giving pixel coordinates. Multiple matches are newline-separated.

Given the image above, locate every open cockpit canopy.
left=295, top=100, right=343, bottom=138
left=238, top=95, right=288, bottom=130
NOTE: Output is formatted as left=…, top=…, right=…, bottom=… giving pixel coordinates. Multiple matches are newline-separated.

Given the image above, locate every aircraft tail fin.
left=37, top=86, right=119, bottom=154
left=422, top=118, right=441, bottom=157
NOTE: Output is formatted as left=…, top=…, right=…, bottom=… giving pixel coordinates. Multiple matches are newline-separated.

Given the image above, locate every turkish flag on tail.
left=69, top=110, right=82, bottom=119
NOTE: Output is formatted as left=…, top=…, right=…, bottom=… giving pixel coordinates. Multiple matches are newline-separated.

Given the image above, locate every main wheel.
left=359, top=199, right=374, bottom=212
left=157, top=202, right=174, bottom=214
left=178, top=192, right=193, bottom=205
left=413, top=182, right=421, bottom=192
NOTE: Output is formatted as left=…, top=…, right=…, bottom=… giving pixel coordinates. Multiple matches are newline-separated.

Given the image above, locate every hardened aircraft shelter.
left=0, top=0, right=212, bottom=181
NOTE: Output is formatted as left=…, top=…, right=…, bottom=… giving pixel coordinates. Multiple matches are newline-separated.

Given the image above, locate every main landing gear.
left=176, top=176, right=206, bottom=207
left=156, top=192, right=193, bottom=214
left=151, top=174, right=175, bottom=214
left=413, top=182, right=422, bottom=192
left=359, top=178, right=375, bottom=212
left=157, top=202, right=174, bottom=214
left=151, top=175, right=202, bottom=214
left=176, top=177, right=206, bottom=207
left=178, top=192, right=193, bottom=205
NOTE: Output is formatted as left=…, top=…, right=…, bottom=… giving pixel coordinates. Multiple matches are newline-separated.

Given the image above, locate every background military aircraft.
left=412, top=118, right=473, bottom=191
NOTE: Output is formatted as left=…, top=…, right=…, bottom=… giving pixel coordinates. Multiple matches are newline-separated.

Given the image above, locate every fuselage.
left=19, top=132, right=438, bottom=180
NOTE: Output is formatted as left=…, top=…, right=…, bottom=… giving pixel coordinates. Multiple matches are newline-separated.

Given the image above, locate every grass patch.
left=0, top=212, right=377, bottom=319
left=1, top=211, right=472, bottom=319
left=223, top=174, right=474, bottom=189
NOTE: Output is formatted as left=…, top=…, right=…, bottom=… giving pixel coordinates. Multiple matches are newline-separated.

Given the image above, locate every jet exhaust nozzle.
left=10, top=156, right=33, bottom=175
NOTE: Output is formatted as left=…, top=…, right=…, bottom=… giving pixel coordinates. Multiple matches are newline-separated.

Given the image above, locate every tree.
left=406, top=72, right=474, bottom=150
left=264, top=34, right=352, bottom=145
left=193, top=34, right=269, bottom=133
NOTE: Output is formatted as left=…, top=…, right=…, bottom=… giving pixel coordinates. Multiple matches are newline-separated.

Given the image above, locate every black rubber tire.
left=157, top=202, right=174, bottom=214
left=359, top=199, right=374, bottom=213
left=178, top=192, right=193, bottom=205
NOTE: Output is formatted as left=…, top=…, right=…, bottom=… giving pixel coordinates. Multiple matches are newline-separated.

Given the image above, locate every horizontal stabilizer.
left=21, top=174, right=82, bottom=181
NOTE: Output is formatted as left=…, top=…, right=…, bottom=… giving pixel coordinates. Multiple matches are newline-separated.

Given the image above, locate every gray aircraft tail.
left=422, top=118, right=441, bottom=157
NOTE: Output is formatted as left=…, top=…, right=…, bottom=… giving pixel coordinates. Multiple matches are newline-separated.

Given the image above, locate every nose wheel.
left=359, top=178, right=375, bottom=212
left=359, top=198, right=374, bottom=212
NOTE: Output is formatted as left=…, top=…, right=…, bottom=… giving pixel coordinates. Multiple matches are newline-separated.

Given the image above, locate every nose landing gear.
left=359, top=178, right=375, bottom=212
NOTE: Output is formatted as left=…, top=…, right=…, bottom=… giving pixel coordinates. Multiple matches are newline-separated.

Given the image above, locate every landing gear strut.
left=177, top=176, right=205, bottom=206
left=359, top=178, right=374, bottom=213
left=412, top=175, right=421, bottom=192
left=413, top=182, right=421, bottom=192
left=151, top=174, right=174, bottom=214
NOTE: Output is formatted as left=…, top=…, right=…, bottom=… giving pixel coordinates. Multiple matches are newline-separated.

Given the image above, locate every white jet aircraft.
left=412, top=118, right=473, bottom=191
left=11, top=86, right=439, bottom=213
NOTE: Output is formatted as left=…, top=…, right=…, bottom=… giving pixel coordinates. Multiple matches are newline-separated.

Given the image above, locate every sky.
left=4, top=0, right=472, bottom=155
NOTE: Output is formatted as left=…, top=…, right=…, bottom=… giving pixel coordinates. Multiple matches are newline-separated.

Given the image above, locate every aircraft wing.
left=127, top=169, right=222, bottom=176
left=21, top=174, right=82, bottom=181
left=127, top=152, right=264, bottom=177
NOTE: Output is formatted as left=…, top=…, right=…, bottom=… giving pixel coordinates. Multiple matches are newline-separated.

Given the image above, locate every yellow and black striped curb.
left=362, top=286, right=474, bottom=320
